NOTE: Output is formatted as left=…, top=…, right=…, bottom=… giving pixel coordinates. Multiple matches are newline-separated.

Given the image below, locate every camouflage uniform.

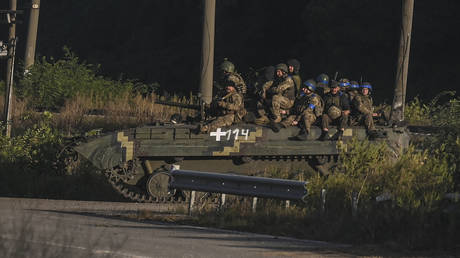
left=291, top=74, right=302, bottom=96
left=322, top=91, right=350, bottom=130
left=200, top=91, right=245, bottom=133
left=352, top=93, right=376, bottom=131
left=281, top=92, right=323, bottom=134
left=347, top=90, right=358, bottom=102
left=268, top=76, right=295, bottom=122
left=256, top=80, right=274, bottom=118
left=227, top=72, right=247, bottom=95
left=287, top=59, right=301, bottom=94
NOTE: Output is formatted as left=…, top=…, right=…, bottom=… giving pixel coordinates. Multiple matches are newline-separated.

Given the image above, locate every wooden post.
left=321, top=189, right=327, bottom=213
left=218, top=193, right=226, bottom=211
left=252, top=197, right=257, bottom=213
left=189, top=191, right=196, bottom=216
left=390, top=0, right=414, bottom=124
left=3, top=0, right=17, bottom=137
left=199, top=0, right=216, bottom=105
left=24, top=0, right=40, bottom=73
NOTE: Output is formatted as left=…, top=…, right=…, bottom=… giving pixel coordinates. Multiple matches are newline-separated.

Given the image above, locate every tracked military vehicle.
left=73, top=120, right=409, bottom=202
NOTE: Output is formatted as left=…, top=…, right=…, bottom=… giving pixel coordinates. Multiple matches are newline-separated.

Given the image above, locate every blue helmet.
left=303, top=79, right=317, bottom=92
left=316, top=73, right=329, bottom=85
left=361, top=82, right=372, bottom=90
left=350, top=81, right=360, bottom=90
left=338, top=78, right=350, bottom=88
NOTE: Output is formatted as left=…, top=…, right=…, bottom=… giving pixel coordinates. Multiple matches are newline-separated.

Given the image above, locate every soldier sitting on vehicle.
left=255, top=63, right=295, bottom=125
left=200, top=81, right=246, bottom=134
left=316, top=73, right=330, bottom=97
left=216, top=59, right=247, bottom=96
left=347, top=81, right=360, bottom=103
left=287, top=59, right=302, bottom=95
left=351, top=82, right=380, bottom=137
left=255, top=66, right=275, bottom=120
left=319, top=81, right=351, bottom=141
left=280, top=79, right=324, bottom=140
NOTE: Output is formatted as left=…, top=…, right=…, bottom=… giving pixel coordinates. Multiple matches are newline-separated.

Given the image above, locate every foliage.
left=16, top=47, right=143, bottom=110
left=405, top=97, right=432, bottom=125
left=193, top=139, right=456, bottom=249
left=0, top=112, right=62, bottom=174
left=405, top=91, right=458, bottom=126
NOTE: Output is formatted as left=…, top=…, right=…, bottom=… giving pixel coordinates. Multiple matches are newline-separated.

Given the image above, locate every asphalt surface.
left=0, top=197, right=353, bottom=258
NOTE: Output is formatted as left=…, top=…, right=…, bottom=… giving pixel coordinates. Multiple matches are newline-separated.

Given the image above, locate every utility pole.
left=199, top=0, right=216, bottom=105
left=3, top=0, right=17, bottom=137
left=390, top=0, right=414, bottom=124
left=24, top=0, right=40, bottom=73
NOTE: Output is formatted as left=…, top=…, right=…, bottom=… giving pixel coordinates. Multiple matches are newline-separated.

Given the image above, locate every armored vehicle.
left=74, top=121, right=409, bottom=202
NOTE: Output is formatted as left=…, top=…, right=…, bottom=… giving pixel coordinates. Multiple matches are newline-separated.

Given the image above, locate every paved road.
left=0, top=197, right=351, bottom=258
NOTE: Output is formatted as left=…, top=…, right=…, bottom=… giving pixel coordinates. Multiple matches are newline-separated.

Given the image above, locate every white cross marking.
left=210, top=128, right=227, bottom=141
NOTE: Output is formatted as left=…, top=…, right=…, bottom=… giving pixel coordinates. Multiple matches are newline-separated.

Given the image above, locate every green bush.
left=16, top=47, right=138, bottom=110
left=0, top=112, right=62, bottom=174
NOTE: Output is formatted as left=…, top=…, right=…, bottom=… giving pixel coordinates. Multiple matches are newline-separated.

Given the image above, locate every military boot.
left=318, top=130, right=331, bottom=141
left=255, top=115, right=270, bottom=125
left=330, top=130, right=343, bottom=141
left=293, top=133, right=308, bottom=141
left=268, top=121, right=281, bottom=133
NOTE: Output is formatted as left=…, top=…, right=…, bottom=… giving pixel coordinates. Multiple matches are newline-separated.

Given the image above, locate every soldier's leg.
left=302, top=112, right=316, bottom=134
left=329, top=114, right=348, bottom=141
left=319, top=114, right=331, bottom=140
left=280, top=115, right=296, bottom=128
left=271, top=95, right=293, bottom=123
left=270, top=95, right=282, bottom=122
left=257, top=100, right=267, bottom=117
left=321, top=114, right=331, bottom=131
left=364, top=113, right=376, bottom=131
left=293, top=112, right=316, bottom=141
left=339, top=114, right=349, bottom=131
left=205, top=114, right=235, bottom=133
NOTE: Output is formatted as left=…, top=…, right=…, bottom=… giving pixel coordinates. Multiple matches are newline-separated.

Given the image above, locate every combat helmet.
left=303, top=79, right=317, bottom=92
left=361, top=82, right=373, bottom=90
left=338, top=78, right=351, bottom=88
left=275, top=63, right=288, bottom=73
left=327, top=106, right=342, bottom=120
left=316, top=73, right=329, bottom=85
left=220, top=60, right=235, bottom=73
left=287, top=59, right=301, bottom=73
left=349, top=81, right=360, bottom=90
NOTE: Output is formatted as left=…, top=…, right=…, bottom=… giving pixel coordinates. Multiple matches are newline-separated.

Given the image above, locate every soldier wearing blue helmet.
left=280, top=79, right=324, bottom=140
left=351, top=82, right=378, bottom=135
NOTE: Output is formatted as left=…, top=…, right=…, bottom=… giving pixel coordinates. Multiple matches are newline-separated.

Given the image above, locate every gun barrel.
left=155, top=100, right=201, bottom=110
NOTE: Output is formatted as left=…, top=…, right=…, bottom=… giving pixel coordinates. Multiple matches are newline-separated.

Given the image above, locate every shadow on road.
left=29, top=208, right=444, bottom=258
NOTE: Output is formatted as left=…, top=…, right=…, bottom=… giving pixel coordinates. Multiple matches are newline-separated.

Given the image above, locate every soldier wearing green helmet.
left=217, top=59, right=247, bottom=96
left=256, top=63, right=295, bottom=124
left=200, top=80, right=246, bottom=133
left=287, top=59, right=302, bottom=95
left=316, top=73, right=330, bottom=97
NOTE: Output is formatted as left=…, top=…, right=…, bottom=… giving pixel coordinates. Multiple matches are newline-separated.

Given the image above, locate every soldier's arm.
left=354, top=96, right=372, bottom=115
left=275, top=77, right=294, bottom=94
left=222, top=94, right=243, bottom=111
left=341, top=94, right=351, bottom=111
left=309, top=96, right=321, bottom=111
left=259, top=81, right=273, bottom=98
left=229, top=74, right=247, bottom=94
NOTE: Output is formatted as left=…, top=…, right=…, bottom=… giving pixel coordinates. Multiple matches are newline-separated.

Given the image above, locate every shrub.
left=16, top=47, right=136, bottom=110
left=0, top=112, right=63, bottom=174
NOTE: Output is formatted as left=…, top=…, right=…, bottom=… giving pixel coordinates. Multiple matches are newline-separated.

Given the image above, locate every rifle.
left=154, top=99, right=205, bottom=121
left=334, top=71, right=339, bottom=81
